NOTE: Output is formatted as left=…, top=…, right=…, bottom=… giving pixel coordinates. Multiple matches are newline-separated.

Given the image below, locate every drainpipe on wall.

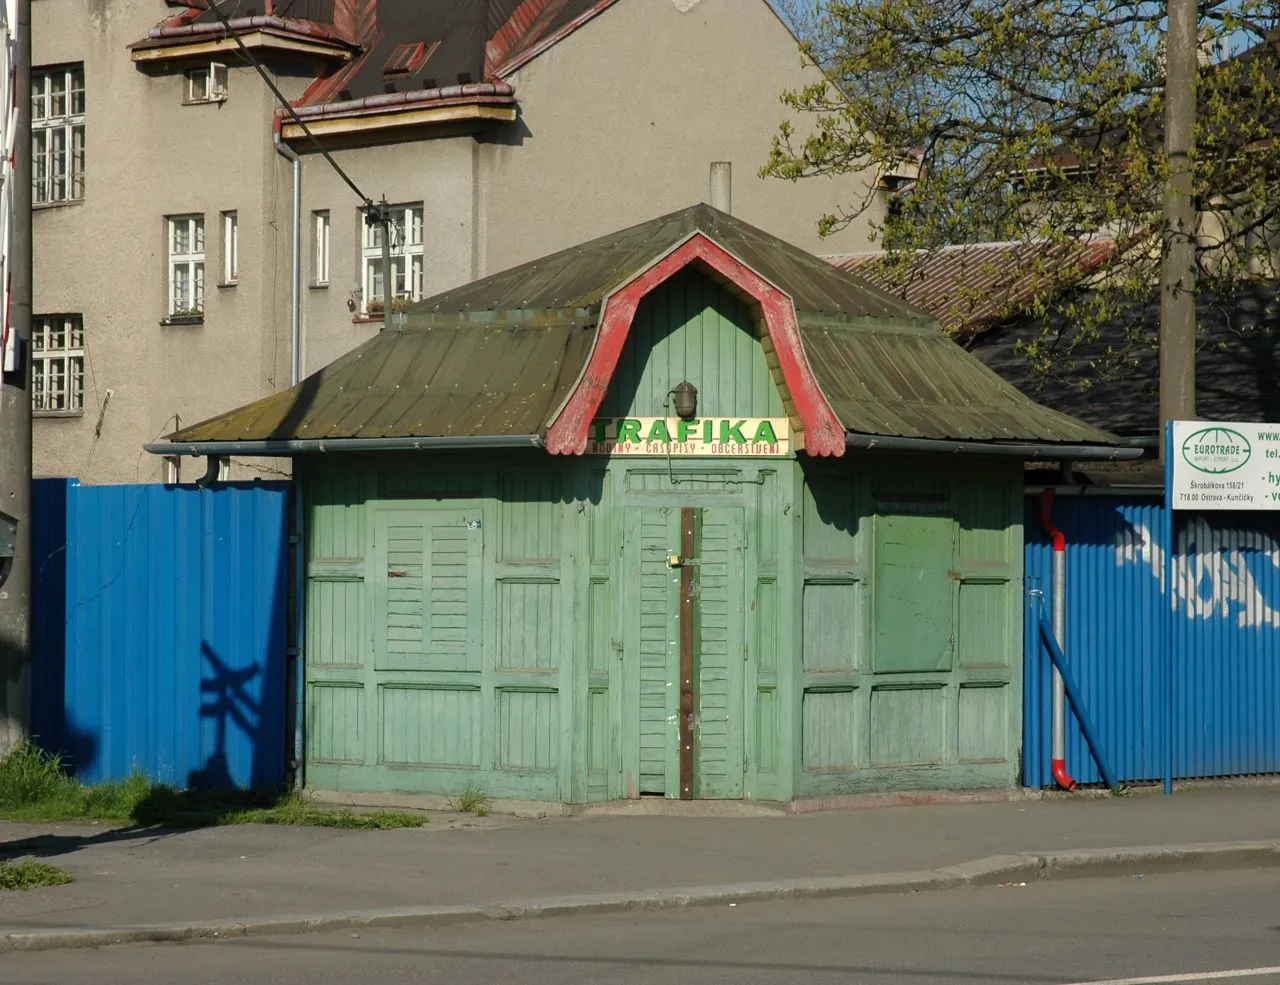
left=272, top=128, right=305, bottom=787
left=1038, top=488, right=1078, bottom=791
left=291, top=485, right=305, bottom=790
left=710, top=161, right=732, bottom=214
left=273, top=132, right=302, bottom=386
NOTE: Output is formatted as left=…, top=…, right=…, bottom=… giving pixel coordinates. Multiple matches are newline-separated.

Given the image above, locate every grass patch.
left=0, top=741, right=151, bottom=822
left=0, top=742, right=425, bottom=830
left=449, top=780, right=492, bottom=816
left=0, top=858, right=74, bottom=891
left=136, top=788, right=426, bottom=830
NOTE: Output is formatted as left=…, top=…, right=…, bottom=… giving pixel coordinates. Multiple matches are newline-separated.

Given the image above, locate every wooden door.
left=623, top=505, right=745, bottom=799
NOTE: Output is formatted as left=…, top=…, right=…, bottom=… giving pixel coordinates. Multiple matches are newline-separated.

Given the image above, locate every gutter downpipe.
left=273, top=132, right=302, bottom=387
left=291, top=477, right=304, bottom=791
left=1038, top=488, right=1078, bottom=791
left=272, top=130, right=304, bottom=788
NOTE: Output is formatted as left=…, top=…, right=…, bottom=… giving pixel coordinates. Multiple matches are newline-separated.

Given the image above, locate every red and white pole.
left=1039, top=490, right=1078, bottom=791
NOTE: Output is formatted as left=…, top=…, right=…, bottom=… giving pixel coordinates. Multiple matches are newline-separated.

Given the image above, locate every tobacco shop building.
left=156, top=204, right=1124, bottom=804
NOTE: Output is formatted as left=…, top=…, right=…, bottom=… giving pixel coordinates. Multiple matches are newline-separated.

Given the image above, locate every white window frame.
left=221, top=210, right=238, bottom=283
left=185, top=62, right=228, bottom=104
left=32, top=64, right=85, bottom=204
left=31, top=314, right=85, bottom=414
left=167, top=214, right=206, bottom=318
left=312, top=210, right=330, bottom=286
left=361, top=203, right=423, bottom=316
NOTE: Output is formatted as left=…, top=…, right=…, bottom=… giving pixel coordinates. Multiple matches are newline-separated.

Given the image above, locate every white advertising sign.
left=1169, top=421, right=1280, bottom=510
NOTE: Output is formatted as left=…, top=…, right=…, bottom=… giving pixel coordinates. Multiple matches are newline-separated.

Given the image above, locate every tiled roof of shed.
left=828, top=238, right=1118, bottom=337
left=166, top=204, right=1119, bottom=449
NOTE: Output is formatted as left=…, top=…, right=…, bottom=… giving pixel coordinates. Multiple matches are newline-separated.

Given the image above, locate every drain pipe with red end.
left=1038, top=489, right=1078, bottom=791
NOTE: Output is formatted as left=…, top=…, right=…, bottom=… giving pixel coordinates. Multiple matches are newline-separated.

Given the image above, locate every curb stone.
left=4, top=841, right=1280, bottom=955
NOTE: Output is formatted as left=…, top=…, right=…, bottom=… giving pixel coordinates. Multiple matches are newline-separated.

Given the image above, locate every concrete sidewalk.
left=2, top=788, right=1280, bottom=952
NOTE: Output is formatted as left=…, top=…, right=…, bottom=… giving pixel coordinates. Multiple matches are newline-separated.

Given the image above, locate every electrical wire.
left=202, top=0, right=378, bottom=215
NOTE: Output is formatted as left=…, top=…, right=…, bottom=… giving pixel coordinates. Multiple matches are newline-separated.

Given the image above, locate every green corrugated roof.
left=167, top=204, right=1118, bottom=448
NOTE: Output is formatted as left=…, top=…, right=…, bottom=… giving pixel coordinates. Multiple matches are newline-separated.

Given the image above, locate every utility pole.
left=378, top=199, right=393, bottom=328
left=1159, top=0, right=1198, bottom=444
left=361, top=200, right=394, bottom=328
left=0, top=0, right=32, bottom=756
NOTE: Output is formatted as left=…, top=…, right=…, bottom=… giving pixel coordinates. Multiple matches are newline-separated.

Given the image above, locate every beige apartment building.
left=32, top=0, right=886, bottom=484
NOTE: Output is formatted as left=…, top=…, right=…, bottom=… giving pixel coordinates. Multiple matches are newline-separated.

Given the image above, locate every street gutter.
left=4, top=841, right=1280, bottom=954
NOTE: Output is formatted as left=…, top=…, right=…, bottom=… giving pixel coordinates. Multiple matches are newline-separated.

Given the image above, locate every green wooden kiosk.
left=155, top=205, right=1126, bottom=803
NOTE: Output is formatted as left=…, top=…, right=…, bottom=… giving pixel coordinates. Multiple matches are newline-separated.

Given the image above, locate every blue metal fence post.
left=1163, top=423, right=1175, bottom=796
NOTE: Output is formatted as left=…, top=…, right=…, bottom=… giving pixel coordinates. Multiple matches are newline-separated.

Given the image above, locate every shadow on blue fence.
left=190, top=643, right=264, bottom=791
left=30, top=479, right=289, bottom=791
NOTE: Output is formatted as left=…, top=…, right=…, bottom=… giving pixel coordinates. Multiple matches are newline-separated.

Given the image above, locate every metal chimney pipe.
left=710, top=162, right=732, bottom=214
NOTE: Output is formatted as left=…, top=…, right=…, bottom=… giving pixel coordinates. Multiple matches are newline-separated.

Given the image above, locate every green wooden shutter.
left=872, top=513, right=955, bottom=673
left=377, top=509, right=483, bottom=671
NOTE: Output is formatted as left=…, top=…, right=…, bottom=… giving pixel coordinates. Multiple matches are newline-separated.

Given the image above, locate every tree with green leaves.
left=765, top=0, right=1280, bottom=405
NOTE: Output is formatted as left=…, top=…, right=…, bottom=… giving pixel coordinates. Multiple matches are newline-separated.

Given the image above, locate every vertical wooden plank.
left=779, top=459, right=805, bottom=800
left=596, top=268, right=784, bottom=418
left=1005, top=476, right=1024, bottom=785
left=678, top=507, right=697, bottom=800
left=696, top=507, right=746, bottom=799
left=802, top=689, right=858, bottom=769
left=802, top=583, right=860, bottom=670
left=958, top=683, right=1009, bottom=763
left=870, top=684, right=947, bottom=765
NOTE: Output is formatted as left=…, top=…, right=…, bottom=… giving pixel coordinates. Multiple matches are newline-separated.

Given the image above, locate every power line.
left=202, top=0, right=396, bottom=321
left=202, top=0, right=374, bottom=211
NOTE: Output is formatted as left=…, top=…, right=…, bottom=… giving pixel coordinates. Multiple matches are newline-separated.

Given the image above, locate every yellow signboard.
left=586, top=417, right=791, bottom=457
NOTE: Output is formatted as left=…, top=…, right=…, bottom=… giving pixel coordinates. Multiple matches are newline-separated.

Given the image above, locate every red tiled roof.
left=826, top=238, right=1118, bottom=338
left=142, top=1, right=622, bottom=118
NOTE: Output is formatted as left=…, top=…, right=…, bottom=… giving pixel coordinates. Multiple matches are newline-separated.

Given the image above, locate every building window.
left=362, top=203, right=423, bottom=316
left=312, top=210, right=330, bottom=286
left=32, top=315, right=85, bottom=414
left=185, top=62, right=228, bottom=104
left=32, top=64, right=85, bottom=204
left=221, top=210, right=238, bottom=283
left=167, top=214, right=205, bottom=318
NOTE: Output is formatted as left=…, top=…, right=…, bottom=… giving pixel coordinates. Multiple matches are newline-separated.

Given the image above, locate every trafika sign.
left=587, top=417, right=791, bottom=457
left=1169, top=421, right=1280, bottom=510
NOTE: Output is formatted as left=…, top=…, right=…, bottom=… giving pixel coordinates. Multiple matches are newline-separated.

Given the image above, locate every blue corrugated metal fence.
left=1025, top=497, right=1280, bottom=786
left=31, top=479, right=290, bottom=789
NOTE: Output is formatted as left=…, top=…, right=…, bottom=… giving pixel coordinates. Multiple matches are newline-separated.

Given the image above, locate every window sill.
left=352, top=315, right=384, bottom=325
left=161, top=315, right=204, bottom=326
left=34, top=409, right=85, bottom=419
left=217, top=281, right=238, bottom=289
left=309, top=282, right=329, bottom=290
left=34, top=198, right=85, bottom=212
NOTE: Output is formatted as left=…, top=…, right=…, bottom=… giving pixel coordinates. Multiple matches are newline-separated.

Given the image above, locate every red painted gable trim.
left=486, top=0, right=566, bottom=77
left=543, top=233, right=846, bottom=458
left=492, top=0, right=621, bottom=78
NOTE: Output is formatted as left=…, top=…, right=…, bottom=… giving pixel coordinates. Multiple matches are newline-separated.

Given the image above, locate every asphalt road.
left=5, top=868, right=1280, bottom=985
